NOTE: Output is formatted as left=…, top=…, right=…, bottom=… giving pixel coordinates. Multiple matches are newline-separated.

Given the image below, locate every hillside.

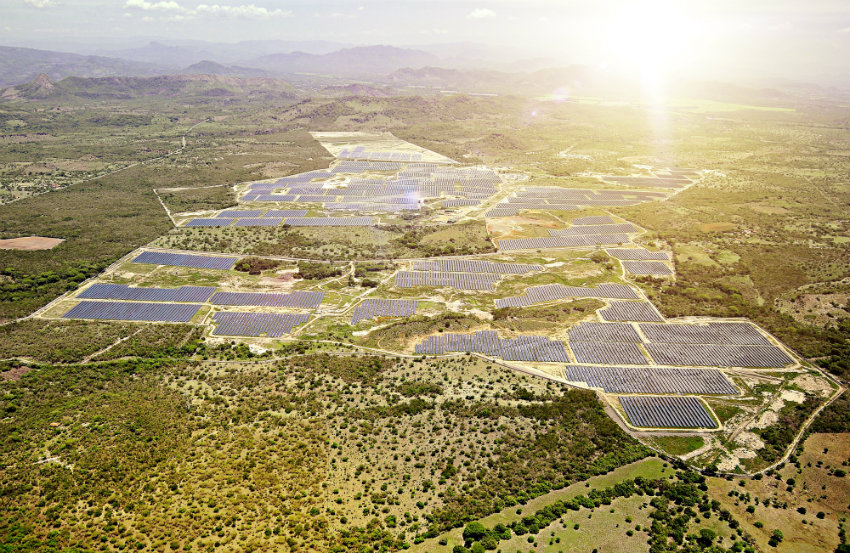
left=0, top=73, right=298, bottom=101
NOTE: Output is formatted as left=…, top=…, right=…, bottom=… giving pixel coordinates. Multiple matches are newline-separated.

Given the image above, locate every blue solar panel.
left=62, top=301, right=202, bottom=322
left=233, top=218, right=282, bottom=227
left=264, top=210, right=308, bottom=217
left=185, top=218, right=235, bottom=227
left=210, top=291, right=324, bottom=308
left=78, top=284, right=215, bottom=302
left=132, top=251, right=237, bottom=270
left=218, top=210, right=263, bottom=218
left=212, top=312, right=310, bottom=337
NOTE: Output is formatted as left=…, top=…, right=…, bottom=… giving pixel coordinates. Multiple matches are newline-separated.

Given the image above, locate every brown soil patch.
left=487, top=216, right=560, bottom=240
left=1, top=366, right=32, bottom=381
left=699, top=222, right=736, bottom=232
left=0, top=236, right=64, bottom=250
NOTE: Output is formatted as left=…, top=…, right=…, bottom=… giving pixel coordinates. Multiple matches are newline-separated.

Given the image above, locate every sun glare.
left=606, top=1, right=690, bottom=100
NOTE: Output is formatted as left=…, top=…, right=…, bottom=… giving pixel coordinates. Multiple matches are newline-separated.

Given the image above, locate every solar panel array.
left=265, top=210, right=309, bottom=217
left=210, top=291, right=324, bottom=308
left=63, top=301, right=202, bottom=322
left=239, top=163, right=499, bottom=213
left=495, top=284, right=639, bottom=308
left=563, top=365, right=738, bottom=395
left=186, top=218, right=235, bottom=227
left=394, top=271, right=502, bottom=291
left=606, top=248, right=672, bottom=260
left=573, top=216, right=616, bottom=225
left=351, top=299, right=418, bottom=324
left=410, top=259, right=542, bottom=274
left=619, top=396, right=716, bottom=428
left=233, top=217, right=283, bottom=227
left=484, top=187, right=668, bottom=217
left=499, top=234, right=632, bottom=250
left=285, top=217, right=374, bottom=226
left=79, top=284, right=215, bottom=302
left=622, top=261, right=673, bottom=275
left=211, top=312, right=309, bottom=337
left=218, top=210, right=263, bottom=218
left=443, top=199, right=481, bottom=207
left=645, top=344, right=793, bottom=368
left=337, top=147, right=425, bottom=162
left=599, top=301, right=664, bottom=322
left=132, top=251, right=237, bottom=270
left=549, top=223, right=638, bottom=236
left=569, top=322, right=642, bottom=342
left=640, top=323, right=771, bottom=345
left=569, top=341, right=649, bottom=365
left=414, top=330, right=569, bottom=362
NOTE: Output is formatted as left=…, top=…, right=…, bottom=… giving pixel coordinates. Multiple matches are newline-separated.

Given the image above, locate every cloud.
left=123, top=1, right=293, bottom=19
left=194, top=3, right=293, bottom=18
left=24, top=0, right=56, bottom=7
left=466, top=7, right=495, bottom=19
left=124, top=0, right=185, bottom=12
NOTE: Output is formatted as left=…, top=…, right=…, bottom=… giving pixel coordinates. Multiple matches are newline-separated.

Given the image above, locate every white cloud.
left=124, top=0, right=185, bottom=12
left=194, top=3, right=293, bottom=19
left=123, top=1, right=293, bottom=19
left=466, top=7, right=495, bottom=19
left=24, top=0, right=56, bottom=7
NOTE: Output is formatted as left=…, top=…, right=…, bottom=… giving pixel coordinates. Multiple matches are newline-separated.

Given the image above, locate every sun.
left=606, top=0, right=691, bottom=99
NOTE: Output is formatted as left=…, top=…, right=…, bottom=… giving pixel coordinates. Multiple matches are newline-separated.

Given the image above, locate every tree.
left=462, top=522, right=488, bottom=543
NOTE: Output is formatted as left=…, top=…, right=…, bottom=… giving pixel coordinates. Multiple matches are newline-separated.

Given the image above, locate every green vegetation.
left=234, top=256, right=283, bottom=275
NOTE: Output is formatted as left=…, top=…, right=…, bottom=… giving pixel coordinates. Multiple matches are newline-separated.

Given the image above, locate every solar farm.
left=37, top=130, right=831, bottom=456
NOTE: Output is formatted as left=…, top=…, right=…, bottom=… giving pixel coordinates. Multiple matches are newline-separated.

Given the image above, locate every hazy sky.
left=4, top=0, right=849, bottom=83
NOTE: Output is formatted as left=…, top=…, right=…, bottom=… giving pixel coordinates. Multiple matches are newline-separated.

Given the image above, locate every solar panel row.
left=569, top=341, right=649, bottom=365
left=572, top=216, right=615, bottom=225
left=394, top=271, right=502, bottom=291
left=414, top=330, right=569, bottom=362
left=639, top=323, right=771, bottom=346
left=495, top=284, right=639, bottom=308
left=212, top=312, right=309, bottom=337
left=410, top=259, right=543, bottom=275
left=622, top=261, right=673, bottom=275
left=568, top=322, right=642, bottom=342
left=606, top=248, right=672, bottom=260
left=210, top=291, right=324, bottom=308
left=549, top=223, right=638, bottom=236
left=63, top=301, right=202, bottom=322
left=599, top=301, right=665, bottom=322
left=79, top=284, right=215, bottom=302
left=499, top=234, right=631, bottom=250
left=132, top=251, right=237, bottom=270
left=645, top=343, right=793, bottom=368
left=619, top=396, right=716, bottom=428
left=563, top=365, right=738, bottom=395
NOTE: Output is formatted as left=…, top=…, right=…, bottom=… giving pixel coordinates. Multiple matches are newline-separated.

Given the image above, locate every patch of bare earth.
left=0, top=236, right=64, bottom=250
left=1, top=366, right=32, bottom=381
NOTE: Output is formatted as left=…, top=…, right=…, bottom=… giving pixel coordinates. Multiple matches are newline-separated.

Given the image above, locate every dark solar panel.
left=212, top=312, right=310, bottom=337
left=62, top=301, right=202, bottom=322
left=210, top=291, right=324, bottom=308
left=132, top=251, right=237, bottom=270
left=78, top=284, right=215, bottom=302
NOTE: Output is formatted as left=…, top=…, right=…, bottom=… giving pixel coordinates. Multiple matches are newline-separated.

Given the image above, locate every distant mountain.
left=180, top=60, right=271, bottom=78
left=0, top=45, right=162, bottom=86
left=0, top=73, right=298, bottom=101
left=100, top=39, right=350, bottom=65
left=252, top=45, right=440, bottom=76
